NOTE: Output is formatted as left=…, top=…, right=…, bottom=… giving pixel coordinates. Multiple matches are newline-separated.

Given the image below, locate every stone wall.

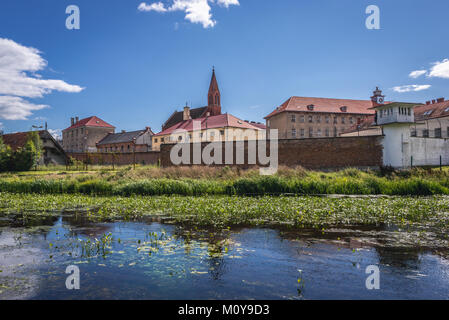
left=159, top=136, right=383, bottom=170
left=68, top=151, right=160, bottom=166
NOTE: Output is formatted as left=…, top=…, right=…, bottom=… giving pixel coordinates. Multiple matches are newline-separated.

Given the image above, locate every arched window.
left=209, top=95, right=213, bottom=105
left=215, top=95, right=219, bottom=105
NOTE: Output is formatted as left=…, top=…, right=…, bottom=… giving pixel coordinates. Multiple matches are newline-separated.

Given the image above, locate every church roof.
left=208, top=68, right=220, bottom=93
left=162, top=106, right=209, bottom=130
left=97, top=128, right=153, bottom=145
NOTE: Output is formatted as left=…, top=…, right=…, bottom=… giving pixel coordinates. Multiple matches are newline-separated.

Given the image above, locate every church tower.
left=207, top=68, right=221, bottom=116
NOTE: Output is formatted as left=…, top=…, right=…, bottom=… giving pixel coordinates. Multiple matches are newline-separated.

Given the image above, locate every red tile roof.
left=265, top=97, right=379, bottom=119
left=1, top=131, right=30, bottom=151
left=63, top=116, right=115, bottom=131
left=414, top=99, right=449, bottom=121
left=154, top=113, right=263, bottom=136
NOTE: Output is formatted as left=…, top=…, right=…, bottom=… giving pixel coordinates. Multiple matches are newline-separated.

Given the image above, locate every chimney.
left=183, top=106, right=191, bottom=121
left=122, top=130, right=126, bottom=133
left=426, top=101, right=431, bottom=105
left=75, top=117, right=79, bottom=123
left=71, top=117, right=75, bottom=126
left=432, top=100, right=436, bottom=104
left=437, top=97, right=445, bottom=103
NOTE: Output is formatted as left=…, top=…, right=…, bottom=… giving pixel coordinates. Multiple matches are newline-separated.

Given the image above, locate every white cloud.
left=428, top=59, right=449, bottom=79
left=138, top=0, right=239, bottom=28
left=48, top=129, right=62, bottom=140
left=216, top=0, right=240, bottom=8
left=0, top=38, right=84, bottom=120
left=138, top=2, right=168, bottom=12
left=392, top=85, right=431, bottom=93
left=409, top=70, right=427, bottom=79
left=0, top=96, right=48, bottom=120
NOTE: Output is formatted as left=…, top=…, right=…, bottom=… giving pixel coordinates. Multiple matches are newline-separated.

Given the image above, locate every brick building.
left=153, top=68, right=265, bottom=151
left=97, top=127, right=154, bottom=153
left=62, top=116, right=115, bottom=153
left=2, top=130, right=68, bottom=165
left=161, top=68, right=223, bottom=131
left=264, top=88, right=387, bottom=139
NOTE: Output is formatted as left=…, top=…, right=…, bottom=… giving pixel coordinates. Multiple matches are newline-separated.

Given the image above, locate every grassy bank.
left=1, top=192, right=449, bottom=231
left=1, top=166, right=449, bottom=196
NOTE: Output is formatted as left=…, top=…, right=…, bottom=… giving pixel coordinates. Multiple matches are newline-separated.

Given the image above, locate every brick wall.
left=68, top=151, right=160, bottom=166
left=67, top=136, right=383, bottom=170
left=160, top=136, right=383, bottom=170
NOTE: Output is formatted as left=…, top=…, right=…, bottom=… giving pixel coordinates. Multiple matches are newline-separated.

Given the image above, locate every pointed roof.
left=154, top=113, right=263, bottom=137
left=63, top=116, right=115, bottom=131
left=208, top=68, right=220, bottom=93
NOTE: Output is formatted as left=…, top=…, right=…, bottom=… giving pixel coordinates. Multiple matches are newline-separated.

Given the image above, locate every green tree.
left=0, top=137, right=12, bottom=172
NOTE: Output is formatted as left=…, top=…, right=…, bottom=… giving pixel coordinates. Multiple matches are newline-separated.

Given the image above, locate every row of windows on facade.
left=291, top=114, right=361, bottom=124
left=378, top=107, right=411, bottom=118
left=98, top=145, right=135, bottom=153
left=411, top=128, right=449, bottom=138
left=63, top=128, right=84, bottom=139
left=290, top=127, right=346, bottom=138
left=154, top=130, right=226, bottom=143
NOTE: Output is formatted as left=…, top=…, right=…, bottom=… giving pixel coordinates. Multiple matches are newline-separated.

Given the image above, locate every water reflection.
left=0, top=213, right=448, bottom=300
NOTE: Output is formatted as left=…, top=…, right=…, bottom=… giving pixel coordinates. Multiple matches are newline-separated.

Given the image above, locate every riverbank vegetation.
left=1, top=193, right=449, bottom=231
left=1, top=166, right=449, bottom=196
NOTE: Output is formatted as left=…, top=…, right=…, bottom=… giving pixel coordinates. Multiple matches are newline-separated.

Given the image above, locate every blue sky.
left=1, top=0, right=449, bottom=137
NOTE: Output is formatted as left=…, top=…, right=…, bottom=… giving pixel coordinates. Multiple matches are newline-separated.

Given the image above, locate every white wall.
left=381, top=124, right=410, bottom=167
left=382, top=123, right=449, bottom=167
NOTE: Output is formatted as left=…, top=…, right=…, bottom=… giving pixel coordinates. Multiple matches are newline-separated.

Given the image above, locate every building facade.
left=2, top=130, right=68, bottom=165
left=264, top=89, right=386, bottom=139
left=153, top=69, right=265, bottom=151
left=96, top=127, right=154, bottom=153
left=62, top=116, right=115, bottom=153
left=161, top=68, right=223, bottom=131
left=411, top=98, right=449, bottom=138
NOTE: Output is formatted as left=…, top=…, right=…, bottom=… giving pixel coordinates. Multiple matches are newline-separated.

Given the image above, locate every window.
left=423, top=129, right=429, bottom=137
left=325, top=128, right=330, bottom=137
left=317, top=128, right=322, bottom=137
left=121, top=146, right=124, bottom=152
left=161, top=137, right=165, bottom=143
left=333, top=117, right=338, bottom=124
left=411, top=129, right=417, bottom=137
left=316, top=115, right=321, bottom=123
left=435, top=128, right=442, bottom=138
left=309, top=127, right=313, bottom=138
left=325, top=116, right=330, bottom=123
left=408, top=108, right=411, bottom=116
left=341, top=117, right=345, bottom=124
left=340, top=106, right=348, bottom=112
left=307, top=104, right=314, bottom=111
left=220, top=130, right=225, bottom=136
left=128, top=145, right=130, bottom=151
left=292, top=129, right=296, bottom=138
left=300, top=115, right=305, bottom=123
left=334, top=127, right=337, bottom=136
left=308, top=115, right=313, bottom=123
left=178, top=136, right=183, bottom=141
left=349, top=117, right=354, bottom=124
left=267, top=120, right=271, bottom=127
left=291, top=115, right=296, bottom=123
left=300, top=129, right=305, bottom=138
left=154, top=138, right=158, bottom=143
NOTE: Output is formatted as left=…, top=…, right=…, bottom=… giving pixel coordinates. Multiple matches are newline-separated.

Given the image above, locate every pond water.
left=0, top=213, right=448, bottom=300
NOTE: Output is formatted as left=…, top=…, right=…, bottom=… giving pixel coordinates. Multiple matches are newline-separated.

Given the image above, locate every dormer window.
left=423, top=110, right=434, bottom=116
left=307, top=104, right=314, bottom=111
left=340, top=106, right=348, bottom=112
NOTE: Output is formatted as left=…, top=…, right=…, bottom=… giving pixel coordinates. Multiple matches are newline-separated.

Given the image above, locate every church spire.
left=207, top=67, right=221, bottom=115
